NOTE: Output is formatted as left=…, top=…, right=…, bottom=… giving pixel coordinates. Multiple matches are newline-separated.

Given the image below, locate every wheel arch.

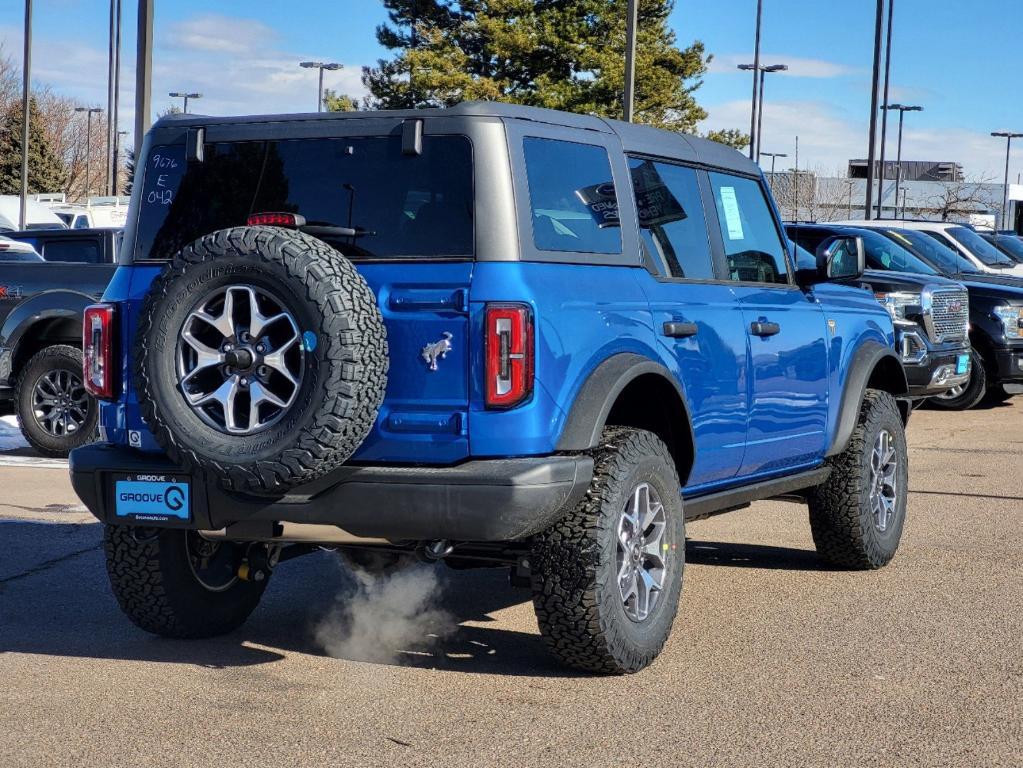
left=555, top=353, right=696, bottom=485
left=3, top=295, right=89, bottom=378
left=827, top=340, right=909, bottom=457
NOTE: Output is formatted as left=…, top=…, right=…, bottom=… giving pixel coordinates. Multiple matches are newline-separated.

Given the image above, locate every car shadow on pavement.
left=0, top=521, right=582, bottom=677
left=687, top=539, right=832, bottom=571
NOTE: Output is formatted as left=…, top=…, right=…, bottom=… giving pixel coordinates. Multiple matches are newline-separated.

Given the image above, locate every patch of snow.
left=0, top=415, right=29, bottom=451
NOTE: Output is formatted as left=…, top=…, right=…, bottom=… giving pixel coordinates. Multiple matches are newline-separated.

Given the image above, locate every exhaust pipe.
left=200, top=522, right=390, bottom=546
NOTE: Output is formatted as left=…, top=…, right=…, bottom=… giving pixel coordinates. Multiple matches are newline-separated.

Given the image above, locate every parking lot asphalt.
left=1, top=401, right=1021, bottom=768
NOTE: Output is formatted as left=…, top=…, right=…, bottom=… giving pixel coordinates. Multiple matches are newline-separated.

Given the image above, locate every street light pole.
left=876, top=0, right=895, bottom=218
left=75, top=107, right=103, bottom=197
left=992, top=131, right=1023, bottom=231
left=134, top=0, right=153, bottom=162
left=299, top=62, right=342, bottom=112
left=746, top=0, right=764, bottom=160
left=113, top=129, right=127, bottom=196
left=760, top=151, right=787, bottom=189
left=19, top=0, right=33, bottom=231
left=884, top=104, right=922, bottom=220
left=865, top=0, right=885, bottom=219
left=756, top=65, right=786, bottom=162
left=169, top=92, right=202, bottom=113
left=623, top=0, right=638, bottom=122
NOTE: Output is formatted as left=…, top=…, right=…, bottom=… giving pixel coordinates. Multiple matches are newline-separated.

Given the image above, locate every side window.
left=628, top=158, right=714, bottom=279
left=522, top=137, right=621, bottom=254
left=709, top=173, right=789, bottom=284
left=41, top=239, right=101, bottom=264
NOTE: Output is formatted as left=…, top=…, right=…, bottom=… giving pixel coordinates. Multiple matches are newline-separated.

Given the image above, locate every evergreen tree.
left=323, top=88, right=360, bottom=112
left=364, top=0, right=711, bottom=133
left=705, top=128, right=751, bottom=152
left=0, top=98, right=68, bottom=194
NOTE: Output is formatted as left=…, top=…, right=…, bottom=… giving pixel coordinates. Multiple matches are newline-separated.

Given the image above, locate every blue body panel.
left=102, top=257, right=895, bottom=498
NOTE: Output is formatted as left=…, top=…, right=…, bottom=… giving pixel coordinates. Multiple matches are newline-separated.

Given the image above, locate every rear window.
left=41, top=238, right=103, bottom=264
left=134, top=135, right=474, bottom=262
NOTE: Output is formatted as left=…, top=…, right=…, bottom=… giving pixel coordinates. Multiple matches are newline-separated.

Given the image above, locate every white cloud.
left=163, top=14, right=278, bottom=55
left=708, top=53, right=861, bottom=79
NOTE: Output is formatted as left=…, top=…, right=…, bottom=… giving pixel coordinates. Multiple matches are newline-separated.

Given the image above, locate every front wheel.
left=15, top=345, right=98, bottom=457
left=104, top=526, right=269, bottom=638
left=808, top=390, right=908, bottom=569
left=929, top=349, right=986, bottom=410
left=530, top=427, right=685, bottom=674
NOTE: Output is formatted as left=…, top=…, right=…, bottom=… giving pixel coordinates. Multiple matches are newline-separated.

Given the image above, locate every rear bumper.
left=69, top=443, right=593, bottom=542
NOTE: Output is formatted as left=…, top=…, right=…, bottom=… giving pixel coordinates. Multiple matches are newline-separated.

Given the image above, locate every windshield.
left=946, top=226, right=1016, bottom=267
left=989, top=235, right=1023, bottom=264
left=135, top=135, right=474, bottom=262
left=787, top=226, right=938, bottom=275
left=881, top=229, right=981, bottom=275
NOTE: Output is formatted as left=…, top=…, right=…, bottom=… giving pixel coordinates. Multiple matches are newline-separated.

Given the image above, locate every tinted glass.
left=0, top=248, right=42, bottom=262
left=42, top=239, right=102, bottom=264
left=991, top=235, right=1023, bottom=263
left=523, top=137, right=621, bottom=254
left=628, top=158, right=714, bottom=279
left=858, top=229, right=937, bottom=274
left=709, top=173, right=788, bottom=284
left=882, top=229, right=980, bottom=275
left=135, top=136, right=473, bottom=261
left=946, top=227, right=1015, bottom=267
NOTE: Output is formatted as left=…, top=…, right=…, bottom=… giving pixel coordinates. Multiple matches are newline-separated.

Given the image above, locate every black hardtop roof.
left=154, top=101, right=758, bottom=175
left=7, top=227, right=120, bottom=239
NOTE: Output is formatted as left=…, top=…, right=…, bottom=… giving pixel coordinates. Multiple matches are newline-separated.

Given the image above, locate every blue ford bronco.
left=70, top=103, right=911, bottom=674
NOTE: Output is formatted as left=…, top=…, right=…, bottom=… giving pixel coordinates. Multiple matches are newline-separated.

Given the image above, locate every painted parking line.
left=0, top=453, right=69, bottom=470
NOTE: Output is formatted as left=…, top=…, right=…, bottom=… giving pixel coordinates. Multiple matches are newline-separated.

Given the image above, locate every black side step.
left=684, top=467, right=831, bottom=521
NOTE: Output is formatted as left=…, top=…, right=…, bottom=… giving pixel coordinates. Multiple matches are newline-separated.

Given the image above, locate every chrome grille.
left=925, top=288, right=969, bottom=343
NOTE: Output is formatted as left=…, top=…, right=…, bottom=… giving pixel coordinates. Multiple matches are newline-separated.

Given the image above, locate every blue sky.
left=1, top=0, right=1020, bottom=179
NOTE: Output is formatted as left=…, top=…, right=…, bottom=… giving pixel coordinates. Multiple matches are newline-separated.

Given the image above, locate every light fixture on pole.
left=75, top=106, right=104, bottom=197
left=760, top=151, right=787, bottom=187
left=991, top=131, right=1023, bottom=231
left=738, top=63, right=788, bottom=161
left=884, top=104, right=922, bottom=219
left=168, top=92, right=201, bottom=113
left=299, top=62, right=342, bottom=112
left=747, top=0, right=764, bottom=161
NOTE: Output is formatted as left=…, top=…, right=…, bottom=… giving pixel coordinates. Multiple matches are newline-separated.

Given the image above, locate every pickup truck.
left=0, top=228, right=119, bottom=454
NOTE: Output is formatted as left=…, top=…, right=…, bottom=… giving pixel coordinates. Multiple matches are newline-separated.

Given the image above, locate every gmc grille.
left=926, top=288, right=969, bottom=343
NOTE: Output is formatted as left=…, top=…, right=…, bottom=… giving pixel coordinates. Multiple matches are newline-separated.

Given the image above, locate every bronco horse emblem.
left=421, top=332, right=454, bottom=371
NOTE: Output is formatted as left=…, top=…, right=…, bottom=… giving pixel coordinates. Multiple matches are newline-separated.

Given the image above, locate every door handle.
left=663, top=321, right=699, bottom=338
left=750, top=321, right=781, bottom=337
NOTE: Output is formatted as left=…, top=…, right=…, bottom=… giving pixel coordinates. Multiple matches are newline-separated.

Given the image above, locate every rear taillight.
left=485, top=303, right=534, bottom=409
left=247, top=212, right=306, bottom=227
left=83, top=304, right=116, bottom=400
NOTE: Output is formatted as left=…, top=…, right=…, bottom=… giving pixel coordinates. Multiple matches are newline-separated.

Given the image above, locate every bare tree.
left=769, top=166, right=855, bottom=222
left=926, top=174, right=999, bottom=222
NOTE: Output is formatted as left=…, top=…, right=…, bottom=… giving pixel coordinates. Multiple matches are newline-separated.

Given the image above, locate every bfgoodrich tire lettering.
left=133, top=227, right=388, bottom=494
left=808, top=389, right=908, bottom=569
left=530, top=427, right=685, bottom=674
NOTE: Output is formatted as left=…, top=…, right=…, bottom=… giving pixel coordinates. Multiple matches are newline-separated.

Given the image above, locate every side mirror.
left=818, top=235, right=865, bottom=282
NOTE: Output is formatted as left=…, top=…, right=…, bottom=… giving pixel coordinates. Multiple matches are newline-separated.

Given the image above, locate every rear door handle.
left=750, top=321, right=781, bottom=337
left=663, top=321, right=699, bottom=339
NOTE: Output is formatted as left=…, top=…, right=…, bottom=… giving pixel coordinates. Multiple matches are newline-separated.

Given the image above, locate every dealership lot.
left=1, top=401, right=1020, bottom=768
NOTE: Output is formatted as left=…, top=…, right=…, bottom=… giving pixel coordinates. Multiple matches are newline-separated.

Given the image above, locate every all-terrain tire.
left=928, top=349, right=986, bottom=411
left=15, top=345, right=98, bottom=458
left=530, top=427, right=685, bottom=674
left=133, top=227, right=388, bottom=494
left=808, top=390, right=908, bottom=569
left=103, top=525, right=268, bottom=638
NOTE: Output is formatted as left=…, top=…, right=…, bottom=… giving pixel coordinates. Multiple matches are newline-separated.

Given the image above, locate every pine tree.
left=705, top=128, right=751, bottom=152
left=364, top=0, right=712, bottom=133
left=0, top=98, right=68, bottom=195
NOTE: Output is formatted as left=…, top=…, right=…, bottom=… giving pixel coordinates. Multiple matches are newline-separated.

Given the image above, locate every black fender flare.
left=556, top=352, right=695, bottom=455
left=0, top=291, right=91, bottom=385
left=827, top=340, right=909, bottom=457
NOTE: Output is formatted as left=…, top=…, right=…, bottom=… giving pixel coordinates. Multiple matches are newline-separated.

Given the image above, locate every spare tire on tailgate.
left=134, top=226, right=388, bottom=494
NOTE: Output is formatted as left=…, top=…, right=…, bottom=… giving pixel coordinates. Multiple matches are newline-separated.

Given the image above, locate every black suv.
left=788, top=225, right=971, bottom=401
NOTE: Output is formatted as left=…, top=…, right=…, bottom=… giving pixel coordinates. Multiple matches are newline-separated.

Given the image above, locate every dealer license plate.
left=114, top=475, right=191, bottom=522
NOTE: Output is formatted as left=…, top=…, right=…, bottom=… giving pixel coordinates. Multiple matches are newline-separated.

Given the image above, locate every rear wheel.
left=929, top=349, right=986, bottom=410
left=15, top=345, right=98, bottom=457
left=103, top=526, right=269, bottom=638
left=530, top=428, right=685, bottom=674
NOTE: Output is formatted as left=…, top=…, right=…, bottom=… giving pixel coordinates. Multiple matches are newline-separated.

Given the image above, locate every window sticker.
left=719, top=186, right=744, bottom=241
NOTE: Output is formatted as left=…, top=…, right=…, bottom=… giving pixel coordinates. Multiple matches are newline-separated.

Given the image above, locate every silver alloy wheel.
left=869, top=429, right=899, bottom=532
left=616, top=482, right=668, bottom=622
left=177, top=285, right=303, bottom=435
left=32, top=369, right=90, bottom=437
